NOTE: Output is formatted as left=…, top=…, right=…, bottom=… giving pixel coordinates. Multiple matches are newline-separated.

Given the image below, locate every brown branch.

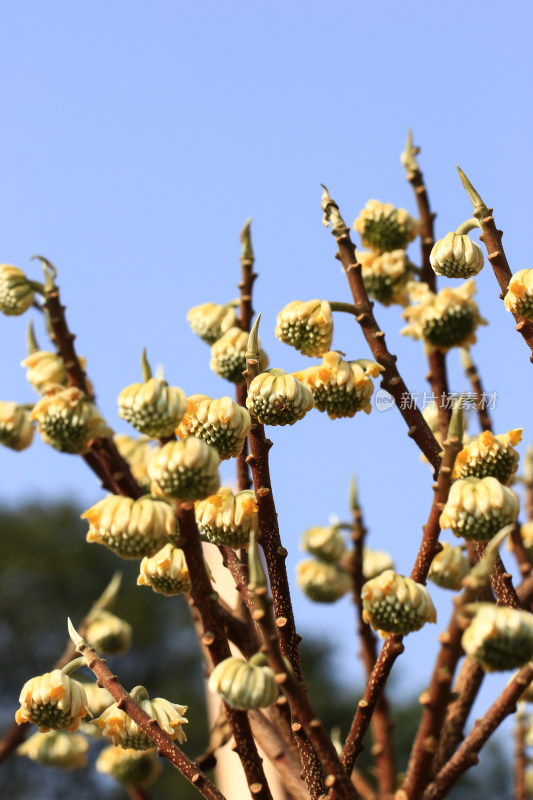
left=422, top=663, right=533, bottom=800
left=251, top=585, right=358, bottom=800
left=460, top=349, right=493, bottom=434
left=321, top=192, right=441, bottom=473
left=338, top=423, right=462, bottom=782
left=70, top=631, right=228, bottom=800
left=345, top=502, right=396, bottom=798
left=176, top=504, right=273, bottom=800
left=474, top=543, right=521, bottom=610
left=426, top=351, right=451, bottom=444
left=457, top=173, right=533, bottom=361
left=248, top=710, right=310, bottom=800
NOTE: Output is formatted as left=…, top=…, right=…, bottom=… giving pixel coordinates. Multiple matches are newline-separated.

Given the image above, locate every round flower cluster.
left=462, top=604, right=533, bottom=671
left=451, top=429, right=522, bottom=485
left=195, top=487, right=259, bottom=548
left=353, top=200, right=418, bottom=253
left=31, top=386, right=112, bottom=454
left=504, top=269, right=533, bottom=320
left=430, top=232, right=484, bottom=279
left=16, top=670, right=89, bottom=733
left=0, top=265, right=35, bottom=316
left=440, top=476, right=519, bottom=542
left=177, top=394, right=251, bottom=460
left=118, top=378, right=187, bottom=438
left=210, top=327, right=268, bottom=384
left=0, top=402, right=34, bottom=451
left=94, top=687, right=188, bottom=749
left=187, top=302, right=237, bottom=344
left=294, top=352, right=382, bottom=419
left=361, top=570, right=436, bottom=636
left=428, top=542, right=470, bottom=591
left=96, top=745, right=162, bottom=788
left=208, top=654, right=278, bottom=710
left=246, top=369, right=314, bottom=426
left=358, top=250, right=413, bottom=306
left=275, top=300, right=333, bottom=357
left=137, top=543, right=191, bottom=596
left=17, top=730, right=89, bottom=770
left=401, top=281, right=486, bottom=352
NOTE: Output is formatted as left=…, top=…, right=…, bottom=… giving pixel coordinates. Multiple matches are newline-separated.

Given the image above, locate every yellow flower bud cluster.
left=246, top=369, right=314, bottom=426
left=462, top=604, right=533, bottom=671
left=195, top=487, right=258, bottom=548
left=208, top=654, right=278, bottom=710
left=353, top=200, right=418, bottom=254
left=114, top=434, right=157, bottom=493
left=361, top=570, right=436, bottom=636
left=440, top=476, right=519, bottom=542
left=17, top=730, right=89, bottom=770
left=16, top=670, right=89, bottom=733
left=86, top=611, right=132, bottom=656
left=275, top=300, right=333, bottom=357
left=451, top=429, right=522, bottom=485
left=177, top=394, right=251, bottom=460
left=148, top=437, right=220, bottom=503
left=96, top=745, right=162, bottom=787
left=428, top=542, right=470, bottom=591
left=430, top=232, right=484, bottom=279
left=94, top=687, right=188, bottom=749
left=137, top=543, right=191, bottom=596
left=82, top=495, right=176, bottom=559
left=31, top=386, right=112, bottom=454
left=296, top=560, right=352, bottom=603
left=0, top=401, right=34, bottom=451
left=504, top=269, right=533, bottom=320
left=0, top=265, right=35, bottom=316
left=300, top=525, right=345, bottom=563
left=21, top=350, right=67, bottom=395
left=294, top=352, right=382, bottom=419
left=401, top=281, right=486, bottom=352
left=187, top=302, right=237, bottom=344
left=118, top=378, right=187, bottom=438
left=210, top=327, right=268, bottom=384
left=358, top=250, right=413, bottom=306
left=361, top=547, right=394, bottom=581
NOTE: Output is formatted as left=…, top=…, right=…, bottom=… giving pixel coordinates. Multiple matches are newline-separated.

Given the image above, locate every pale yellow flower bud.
left=452, top=429, right=522, bottom=485
left=504, top=269, right=533, bottom=320
left=361, top=570, right=436, bottom=636
left=82, top=682, right=114, bottom=718
left=208, top=654, right=278, bottom=710
left=275, top=300, right=333, bottom=357
left=21, top=351, right=67, bottom=395
left=195, top=487, right=258, bottom=548
left=177, top=394, right=251, bottom=460
left=296, top=560, right=352, bottom=603
left=440, top=476, right=519, bottom=542
left=86, top=611, right=132, bottom=655
left=15, top=670, right=89, bottom=733
left=462, top=604, right=533, bottom=671
left=428, top=542, right=470, bottom=591
left=294, top=351, right=383, bottom=419
left=137, top=543, right=191, bottom=596
left=17, top=730, right=89, bottom=770
left=118, top=378, right=187, bottom=438
left=82, top=495, right=176, bottom=559
left=362, top=547, right=394, bottom=581
left=246, top=369, right=314, bottom=426
left=300, top=526, right=345, bottom=563
left=96, top=745, right=162, bottom=787
left=353, top=200, right=418, bottom=254
left=94, top=686, right=188, bottom=749
left=148, top=437, right=220, bottom=502
left=0, top=265, right=35, bottom=316
left=430, top=232, right=484, bottom=279
left=187, top=302, right=237, bottom=344
left=114, top=434, right=156, bottom=493
left=401, top=281, right=486, bottom=352
left=0, top=402, right=34, bottom=451
left=31, top=386, right=112, bottom=454
left=210, top=327, right=268, bottom=383
left=358, top=250, right=412, bottom=306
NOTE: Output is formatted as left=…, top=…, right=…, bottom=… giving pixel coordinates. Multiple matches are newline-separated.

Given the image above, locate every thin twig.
left=514, top=705, right=528, bottom=800
left=176, top=504, right=274, bottom=800
left=69, top=624, right=228, bottom=800
left=422, top=663, right=533, bottom=800
left=321, top=188, right=441, bottom=474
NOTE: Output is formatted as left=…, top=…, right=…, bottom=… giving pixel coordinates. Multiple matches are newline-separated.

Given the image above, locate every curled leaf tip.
left=447, top=394, right=465, bottom=443
left=247, top=313, right=262, bottom=360
left=141, top=347, right=153, bottom=382
left=31, top=254, right=57, bottom=290
left=26, top=320, right=39, bottom=354
left=97, top=571, right=123, bottom=611
left=349, top=474, right=359, bottom=512
left=67, top=618, right=85, bottom=651
left=248, top=530, right=267, bottom=591
left=456, top=166, right=486, bottom=212
left=240, top=218, right=254, bottom=261
left=401, top=129, right=420, bottom=172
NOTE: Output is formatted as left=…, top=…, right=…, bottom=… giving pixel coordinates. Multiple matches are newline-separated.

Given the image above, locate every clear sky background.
left=1, top=0, right=532, bottom=762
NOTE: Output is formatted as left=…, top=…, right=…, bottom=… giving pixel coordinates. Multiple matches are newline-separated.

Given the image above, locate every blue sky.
left=1, top=0, right=532, bottom=749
